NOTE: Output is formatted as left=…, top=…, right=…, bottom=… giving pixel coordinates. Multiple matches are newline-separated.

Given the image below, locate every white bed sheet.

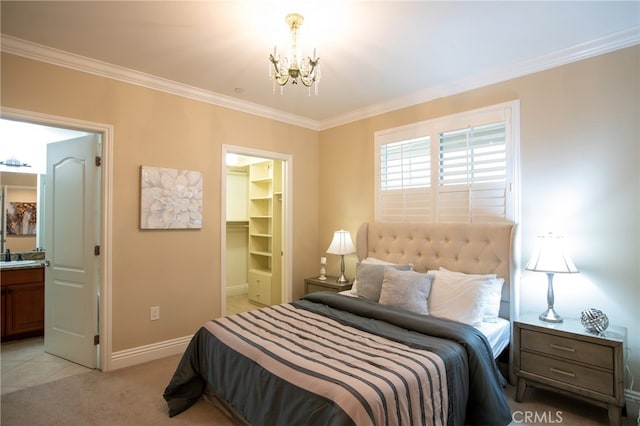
left=338, top=290, right=510, bottom=358
left=475, top=317, right=510, bottom=358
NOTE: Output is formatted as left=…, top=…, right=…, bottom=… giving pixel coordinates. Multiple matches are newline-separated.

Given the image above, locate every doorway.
left=0, top=110, right=113, bottom=372
left=221, top=145, right=292, bottom=316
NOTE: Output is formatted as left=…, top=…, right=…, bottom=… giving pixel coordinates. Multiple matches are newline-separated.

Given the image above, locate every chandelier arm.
left=269, top=54, right=280, bottom=75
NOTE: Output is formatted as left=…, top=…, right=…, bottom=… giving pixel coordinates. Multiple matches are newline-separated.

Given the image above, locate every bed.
left=164, top=221, right=519, bottom=425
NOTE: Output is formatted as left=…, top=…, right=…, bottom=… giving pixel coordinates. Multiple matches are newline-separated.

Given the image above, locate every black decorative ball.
left=580, top=308, right=609, bottom=333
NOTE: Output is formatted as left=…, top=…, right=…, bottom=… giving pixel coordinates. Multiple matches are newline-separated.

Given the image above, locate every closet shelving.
left=247, top=160, right=273, bottom=305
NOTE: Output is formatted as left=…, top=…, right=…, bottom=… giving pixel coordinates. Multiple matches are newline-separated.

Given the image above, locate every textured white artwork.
left=140, top=166, right=203, bottom=229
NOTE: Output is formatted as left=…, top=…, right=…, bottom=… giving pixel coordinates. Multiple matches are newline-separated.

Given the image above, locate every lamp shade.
left=326, top=230, right=356, bottom=255
left=525, top=233, right=579, bottom=274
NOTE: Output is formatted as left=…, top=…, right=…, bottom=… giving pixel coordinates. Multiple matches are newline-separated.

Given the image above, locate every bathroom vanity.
left=1, top=262, right=45, bottom=340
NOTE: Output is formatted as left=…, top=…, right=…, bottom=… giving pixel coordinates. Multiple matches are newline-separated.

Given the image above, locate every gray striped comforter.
left=164, top=292, right=511, bottom=425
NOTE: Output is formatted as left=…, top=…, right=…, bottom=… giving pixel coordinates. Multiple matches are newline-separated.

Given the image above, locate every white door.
left=44, top=134, right=101, bottom=368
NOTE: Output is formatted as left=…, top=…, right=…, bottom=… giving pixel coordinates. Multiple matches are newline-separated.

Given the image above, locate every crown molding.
left=318, top=26, right=640, bottom=130
left=2, top=27, right=638, bottom=132
left=0, top=35, right=321, bottom=131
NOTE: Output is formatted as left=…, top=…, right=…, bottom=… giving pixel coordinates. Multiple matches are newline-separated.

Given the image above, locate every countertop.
left=0, top=261, right=45, bottom=271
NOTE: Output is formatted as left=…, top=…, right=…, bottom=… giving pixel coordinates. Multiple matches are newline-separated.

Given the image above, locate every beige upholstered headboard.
left=356, top=222, right=520, bottom=321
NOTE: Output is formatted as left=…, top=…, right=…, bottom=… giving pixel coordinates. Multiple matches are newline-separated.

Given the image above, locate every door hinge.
left=95, top=156, right=102, bottom=167
left=94, top=245, right=100, bottom=256
left=94, top=334, right=100, bottom=345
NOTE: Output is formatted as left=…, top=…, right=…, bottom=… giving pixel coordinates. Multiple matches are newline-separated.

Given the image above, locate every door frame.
left=2, top=107, right=113, bottom=371
left=221, top=145, right=293, bottom=313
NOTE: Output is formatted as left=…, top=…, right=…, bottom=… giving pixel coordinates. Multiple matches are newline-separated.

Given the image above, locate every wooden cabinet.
left=1, top=266, right=45, bottom=340
left=514, top=314, right=626, bottom=426
left=248, top=270, right=272, bottom=306
left=304, top=276, right=352, bottom=295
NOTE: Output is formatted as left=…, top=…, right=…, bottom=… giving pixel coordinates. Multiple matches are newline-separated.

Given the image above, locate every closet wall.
left=225, top=167, right=249, bottom=295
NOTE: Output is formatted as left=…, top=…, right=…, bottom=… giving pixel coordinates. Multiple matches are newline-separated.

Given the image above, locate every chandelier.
left=269, top=13, right=320, bottom=95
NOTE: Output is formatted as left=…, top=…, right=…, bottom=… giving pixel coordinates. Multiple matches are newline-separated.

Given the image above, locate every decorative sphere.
left=580, top=308, right=609, bottom=333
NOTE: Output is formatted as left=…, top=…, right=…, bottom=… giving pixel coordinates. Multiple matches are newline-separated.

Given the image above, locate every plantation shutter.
left=377, top=136, right=432, bottom=222
left=375, top=101, right=518, bottom=224
left=438, top=122, right=508, bottom=223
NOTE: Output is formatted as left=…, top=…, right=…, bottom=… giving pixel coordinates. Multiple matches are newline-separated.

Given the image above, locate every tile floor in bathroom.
left=1, top=336, right=92, bottom=395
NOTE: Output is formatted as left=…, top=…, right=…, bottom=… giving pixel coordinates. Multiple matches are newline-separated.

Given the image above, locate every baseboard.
left=226, top=283, right=248, bottom=296
left=110, top=335, right=192, bottom=370
left=625, top=389, right=640, bottom=421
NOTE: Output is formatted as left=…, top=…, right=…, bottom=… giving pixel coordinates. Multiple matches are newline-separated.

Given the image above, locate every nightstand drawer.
left=521, top=329, right=613, bottom=369
left=307, top=282, right=336, bottom=294
left=521, top=351, right=614, bottom=396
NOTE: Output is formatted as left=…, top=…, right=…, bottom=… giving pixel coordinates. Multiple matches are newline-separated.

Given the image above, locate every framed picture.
left=140, top=166, right=203, bottom=229
left=6, top=202, right=37, bottom=235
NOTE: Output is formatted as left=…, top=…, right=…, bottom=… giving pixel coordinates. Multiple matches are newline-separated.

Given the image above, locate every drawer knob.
left=550, top=367, right=576, bottom=378
left=549, top=343, right=575, bottom=352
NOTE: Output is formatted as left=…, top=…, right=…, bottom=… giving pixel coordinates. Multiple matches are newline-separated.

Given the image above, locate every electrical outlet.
left=150, top=306, right=160, bottom=321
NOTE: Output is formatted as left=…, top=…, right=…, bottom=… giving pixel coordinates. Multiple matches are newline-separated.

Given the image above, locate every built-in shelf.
left=248, top=160, right=274, bottom=306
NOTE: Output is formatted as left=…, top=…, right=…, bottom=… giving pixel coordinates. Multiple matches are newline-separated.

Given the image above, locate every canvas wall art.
left=6, top=202, right=37, bottom=235
left=140, top=166, right=203, bottom=229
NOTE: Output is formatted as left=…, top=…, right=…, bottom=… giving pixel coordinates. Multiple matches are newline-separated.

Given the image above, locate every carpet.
left=2, top=353, right=635, bottom=426
left=1, top=354, right=232, bottom=426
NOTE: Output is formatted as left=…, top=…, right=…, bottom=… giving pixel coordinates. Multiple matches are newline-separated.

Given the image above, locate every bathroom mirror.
left=1, top=172, right=40, bottom=254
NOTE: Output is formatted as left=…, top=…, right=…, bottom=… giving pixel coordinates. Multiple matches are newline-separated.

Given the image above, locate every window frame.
left=374, top=100, right=520, bottom=224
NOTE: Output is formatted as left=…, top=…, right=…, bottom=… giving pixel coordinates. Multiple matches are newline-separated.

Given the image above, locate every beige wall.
left=1, top=53, right=320, bottom=352
left=319, top=46, right=640, bottom=381
left=2, top=46, right=639, bottom=381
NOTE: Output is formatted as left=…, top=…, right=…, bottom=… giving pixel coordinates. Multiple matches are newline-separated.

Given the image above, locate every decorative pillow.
left=350, top=257, right=409, bottom=296
left=378, top=267, right=433, bottom=315
left=437, top=268, right=504, bottom=322
left=355, top=262, right=413, bottom=302
left=427, top=269, right=494, bottom=326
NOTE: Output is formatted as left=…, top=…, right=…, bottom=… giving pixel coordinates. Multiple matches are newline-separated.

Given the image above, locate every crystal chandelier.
left=269, top=13, right=320, bottom=95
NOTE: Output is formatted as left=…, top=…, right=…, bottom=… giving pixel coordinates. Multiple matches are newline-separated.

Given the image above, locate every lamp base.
left=539, top=307, right=563, bottom=323
left=336, top=274, right=349, bottom=283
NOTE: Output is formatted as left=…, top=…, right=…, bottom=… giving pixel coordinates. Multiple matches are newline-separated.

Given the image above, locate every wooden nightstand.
left=304, top=276, right=352, bottom=295
left=513, top=313, right=627, bottom=426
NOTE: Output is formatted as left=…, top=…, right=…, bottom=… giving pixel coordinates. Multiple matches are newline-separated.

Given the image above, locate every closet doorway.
left=221, top=145, right=292, bottom=316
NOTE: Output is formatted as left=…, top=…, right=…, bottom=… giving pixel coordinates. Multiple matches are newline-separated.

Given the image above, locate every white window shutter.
left=375, top=101, right=518, bottom=224
left=438, top=122, right=508, bottom=223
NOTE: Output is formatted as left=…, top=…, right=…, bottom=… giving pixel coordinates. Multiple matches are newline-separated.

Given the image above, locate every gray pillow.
left=378, top=267, right=433, bottom=315
left=356, top=262, right=412, bottom=302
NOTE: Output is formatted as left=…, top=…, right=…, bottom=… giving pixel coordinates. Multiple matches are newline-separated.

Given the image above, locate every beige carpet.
left=1, top=353, right=636, bottom=426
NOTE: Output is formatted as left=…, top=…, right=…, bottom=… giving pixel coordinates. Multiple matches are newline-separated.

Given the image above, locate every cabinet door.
left=4, top=282, right=45, bottom=337
left=248, top=271, right=272, bottom=305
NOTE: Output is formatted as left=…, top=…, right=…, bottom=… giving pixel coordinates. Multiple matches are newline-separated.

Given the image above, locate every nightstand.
left=304, top=276, right=352, bottom=295
left=513, top=313, right=627, bottom=426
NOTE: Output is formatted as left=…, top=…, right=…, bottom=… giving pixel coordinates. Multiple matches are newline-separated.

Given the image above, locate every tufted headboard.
left=356, top=222, right=520, bottom=321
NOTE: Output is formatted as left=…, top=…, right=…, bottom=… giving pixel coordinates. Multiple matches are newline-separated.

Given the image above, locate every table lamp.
left=525, top=232, right=579, bottom=323
left=326, top=229, right=356, bottom=283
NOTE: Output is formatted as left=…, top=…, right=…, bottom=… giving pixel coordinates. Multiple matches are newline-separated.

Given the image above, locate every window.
left=375, top=101, right=519, bottom=223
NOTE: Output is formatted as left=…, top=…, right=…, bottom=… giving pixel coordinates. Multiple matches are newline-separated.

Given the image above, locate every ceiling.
left=1, top=1, right=639, bottom=129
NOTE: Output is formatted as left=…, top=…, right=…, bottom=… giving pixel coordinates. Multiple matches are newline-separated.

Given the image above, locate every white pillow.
left=427, top=269, right=494, bottom=326
left=378, top=267, right=433, bottom=315
left=484, top=278, right=505, bottom=322
left=437, top=268, right=504, bottom=322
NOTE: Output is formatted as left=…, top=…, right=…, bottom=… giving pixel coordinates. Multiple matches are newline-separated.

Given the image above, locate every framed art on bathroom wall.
left=6, top=202, right=37, bottom=235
